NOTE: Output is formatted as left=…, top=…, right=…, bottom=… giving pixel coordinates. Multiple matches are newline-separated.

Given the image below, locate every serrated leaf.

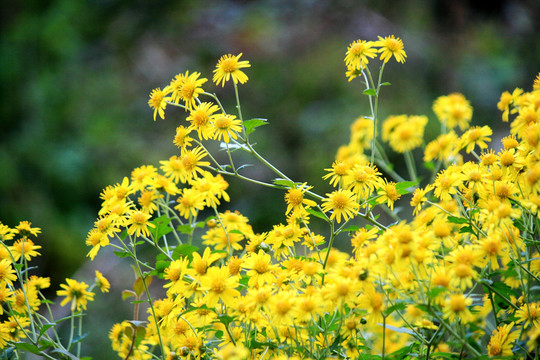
left=244, top=118, right=268, bottom=136
left=363, top=88, right=377, bottom=96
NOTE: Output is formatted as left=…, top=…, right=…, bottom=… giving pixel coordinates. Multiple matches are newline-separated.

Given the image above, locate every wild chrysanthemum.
left=377, top=179, right=401, bottom=210
left=130, top=165, right=157, bottom=191
left=459, top=125, right=492, bottom=153
left=9, top=238, right=41, bottom=261
left=15, top=221, right=41, bottom=237
left=0, top=260, right=17, bottom=286
left=126, top=210, right=155, bottom=238
left=212, top=113, right=242, bottom=143
left=179, top=146, right=211, bottom=182
left=148, top=86, right=171, bottom=121
left=191, top=172, right=230, bottom=208
left=173, top=125, right=194, bottom=149
left=443, top=293, right=475, bottom=323
left=188, top=247, right=223, bottom=279
left=0, top=223, right=15, bottom=242
left=432, top=93, right=473, bottom=131
left=344, top=39, right=377, bottom=70
left=410, top=185, right=433, bottom=215
left=487, top=322, right=519, bottom=357
left=424, top=131, right=460, bottom=162
left=175, top=188, right=206, bottom=219
left=321, top=189, right=360, bottom=223
left=187, top=102, right=220, bottom=140
left=242, top=250, right=278, bottom=287
left=213, top=53, right=251, bottom=87
left=200, top=266, right=240, bottom=308
left=344, top=163, right=381, bottom=198
left=516, top=302, right=540, bottom=328
left=388, top=115, right=428, bottom=153
left=374, top=35, right=407, bottom=63
left=284, top=183, right=317, bottom=215
left=94, top=270, right=110, bottom=293
left=170, top=71, right=207, bottom=110
left=57, top=278, right=95, bottom=312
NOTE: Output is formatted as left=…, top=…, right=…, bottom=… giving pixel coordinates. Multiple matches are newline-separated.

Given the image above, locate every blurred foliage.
left=1, top=0, right=538, bottom=357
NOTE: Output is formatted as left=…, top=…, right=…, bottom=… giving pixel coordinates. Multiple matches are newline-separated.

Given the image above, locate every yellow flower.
left=432, top=93, right=473, bottom=131
left=170, top=71, right=207, bottom=110
left=15, top=221, right=41, bottom=237
left=188, top=247, right=223, bottom=278
left=213, top=53, right=251, bottom=87
left=321, top=189, right=360, bottom=223
left=344, top=39, right=377, bottom=70
left=0, top=259, right=17, bottom=286
left=187, top=102, right=220, bottom=140
left=410, top=185, right=433, bottom=215
left=57, top=278, right=95, bottom=312
left=388, top=115, right=428, bottom=153
left=242, top=250, right=278, bottom=287
left=212, top=113, right=242, bottom=143
left=175, top=188, right=206, bottom=219
left=344, top=163, right=381, bottom=198
left=374, top=35, right=407, bottom=63
left=94, top=270, right=110, bottom=293
left=0, top=223, right=15, bottom=242
left=199, top=266, right=240, bottom=307
left=284, top=183, right=317, bottom=215
left=126, top=210, right=155, bottom=238
left=443, top=293, right=474, bottom=323
left=487, top=322, right=519, bottom=357
left=9, top=238, right=41, bottom=261
left=148, top=86, right=171, bottom=121
left=323, top=160, right=351, bottom=187
left=173, top=125, right=194, bottom=149
left=179, top=146, right=211, bottom=182
left=516, top=302, right=540, bottom=328
left=377, top=179, right=401, bottom=210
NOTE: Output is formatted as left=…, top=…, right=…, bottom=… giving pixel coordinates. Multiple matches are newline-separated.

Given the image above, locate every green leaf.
left=133, top=276, right=152, bottom=297
left=340, top=225, right=361, bottom=233
left=428, top=286, right=448, bottom=298
left=447, top=216, right=468, bottom=224
left=244, top=118, right=268, bottom=136
left=50, top=348, right=79, bottom=360
left=380, top=82, right=391, bottom=86
left=306, top=208, right=328, bottom=221
left=459, top=225, right=474, bottom=234
left=423, top=161, right=435, bottom=171
left=172, top=244, right=199, bottom=261
left=13, top=342, right=41, bottom=354
left=113, top=250, right=131, bottom=258
left=151, top=215, right=173, bottom=239
left=272, top=178, right=296, bottom=188
left=229, top=229, right=243, bottom=235
left=122, top=290, right=137, bottom=301
left=384, top=301, right=407, bottom=317
left=218, top=314, right=235, bottom=327
left=363, top=88, right=377, bottom=96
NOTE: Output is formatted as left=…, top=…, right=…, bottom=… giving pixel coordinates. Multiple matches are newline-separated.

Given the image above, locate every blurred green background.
left=1, top=0, right=539, bottom=357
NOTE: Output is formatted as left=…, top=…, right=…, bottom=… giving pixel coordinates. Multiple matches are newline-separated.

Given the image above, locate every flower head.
left=375, top=35, right=407, bottom=63
left=148, top=87, right=171, bottom=121
left=321, top=189, right=360, bottom=223
left=57, top=278, right=95, bottom=312
left=213, top=53, right=251, bottom=87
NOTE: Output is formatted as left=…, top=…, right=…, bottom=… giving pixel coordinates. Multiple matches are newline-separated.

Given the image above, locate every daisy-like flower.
left=487, top=322, right=519, bottom=357
left=180, top=146, right=211, bottom=182
left=344, top=39, right=377, bottom=70
left=443, top=293, right=475, bottom=323
left=374, top=35, right=407, bottom=63
left=459, top=125, right=492, bottom=153
left=57, top=278, right=95, bottom=312
left=388, top=115, right=428, bottom=153
left=0, top=259, right=17, bottom=286
left=0, top=223, right=15, bottom=242
left=148, top=86, right=171, bottom=121
left=323, top=161, right=351, bottom=187
left=321, top=189, right=360, bottom=223
left=199, top=266, right=240, bottom=307
left=284, top=183, right=317, bottom=215
left=377, top=179, right=401, bottom=210
left=213, top=53, right=251, bottom=87
left=174, top=188, right=206, bottom=219
left=242, top=250, right=278, bottom=287
left=534, top=72, right=540, bottom=90
left=188, top=247, right=224, bottom=279
left=10, top=238, right=41, bottom=261
left=410, top=185, right=433, bottom=215
left=432, top=93, right=473, bottom=131
left=173, top=125, right=194, bottom=149
left=187, top=102, right=220, bottom=140
left=15, top=221, right=41, bottom=237
left=170, top=71, right=207, bottom=110
left=94, top=270, right=110, bottom=293
left=212, top=113, right=242, bottom=143
left=125, top=210, right=155, bottom=238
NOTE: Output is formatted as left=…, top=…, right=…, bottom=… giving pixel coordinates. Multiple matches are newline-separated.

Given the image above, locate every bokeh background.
left=1, top=0, right=539, bottom=357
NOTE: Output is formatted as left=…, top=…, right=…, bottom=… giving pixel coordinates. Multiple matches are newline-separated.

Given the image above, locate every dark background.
left=1, top=0, right=538, bottom=357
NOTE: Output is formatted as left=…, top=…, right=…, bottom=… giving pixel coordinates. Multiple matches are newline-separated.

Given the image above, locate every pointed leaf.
left=244, top=118, right=268, bottom=136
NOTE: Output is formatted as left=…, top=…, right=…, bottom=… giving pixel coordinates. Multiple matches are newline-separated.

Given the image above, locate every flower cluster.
left=0, top=221, right=108, bottom=357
